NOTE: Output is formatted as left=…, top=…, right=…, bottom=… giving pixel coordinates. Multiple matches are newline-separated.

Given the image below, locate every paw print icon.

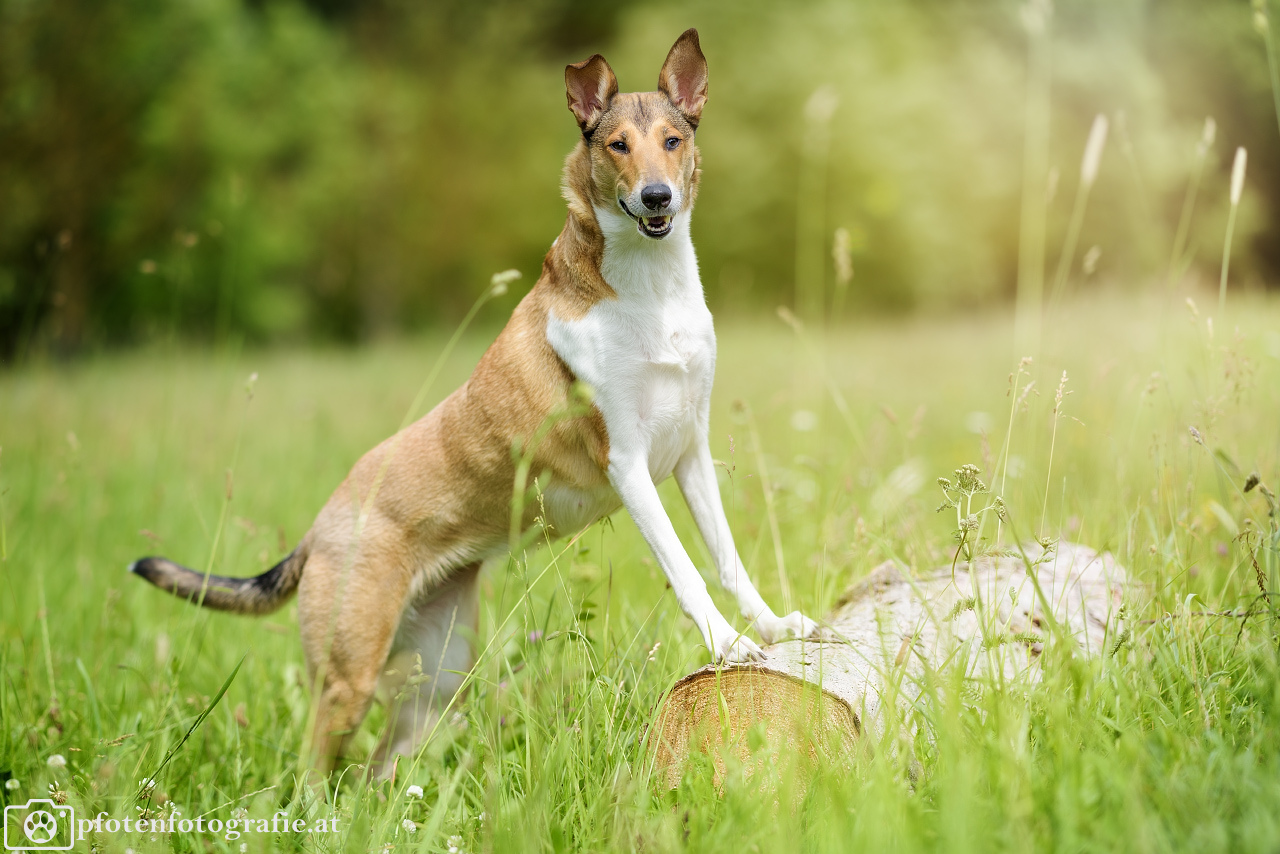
left=4, top=799, right=75, bottom=850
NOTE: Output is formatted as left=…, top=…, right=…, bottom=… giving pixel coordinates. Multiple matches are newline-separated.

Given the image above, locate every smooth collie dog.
left=132, top=29, right=818, bottom=774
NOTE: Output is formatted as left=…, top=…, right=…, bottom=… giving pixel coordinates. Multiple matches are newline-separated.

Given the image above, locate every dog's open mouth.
left=619, top=200, right=673, bottom=239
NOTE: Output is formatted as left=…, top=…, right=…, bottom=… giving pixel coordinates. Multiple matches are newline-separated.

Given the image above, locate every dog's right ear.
left=565, top=54, right=618, bottom=136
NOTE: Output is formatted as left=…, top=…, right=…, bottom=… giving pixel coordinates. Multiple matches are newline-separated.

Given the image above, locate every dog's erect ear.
left=566, top=54, right=618, bottom=135
left=658, top=28, right=708, bottom=128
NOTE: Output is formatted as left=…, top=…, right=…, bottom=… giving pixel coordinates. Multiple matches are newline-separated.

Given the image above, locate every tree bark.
left=646, top=541, right=1128, bottom=788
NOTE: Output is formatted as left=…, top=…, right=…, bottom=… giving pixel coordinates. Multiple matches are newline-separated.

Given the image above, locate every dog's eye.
left=609, top=140, right=628, bottom=154
left=665, top=137, right=681, bottom=151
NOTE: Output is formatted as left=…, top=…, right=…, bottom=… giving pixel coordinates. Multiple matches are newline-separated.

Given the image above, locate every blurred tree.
left=0, top=1, right=194, bottom=354
left=0, top=0, right=1274, bottom=359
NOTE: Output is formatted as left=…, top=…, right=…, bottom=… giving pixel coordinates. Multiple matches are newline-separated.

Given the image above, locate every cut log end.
left=646, top=658, right=860, bottom=789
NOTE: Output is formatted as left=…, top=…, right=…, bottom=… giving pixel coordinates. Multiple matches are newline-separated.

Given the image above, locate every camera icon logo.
left=3, top=799, right=75, bottom=850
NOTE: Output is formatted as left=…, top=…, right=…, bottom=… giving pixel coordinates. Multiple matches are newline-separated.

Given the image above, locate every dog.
left=131, top=29, right=818, bottom=775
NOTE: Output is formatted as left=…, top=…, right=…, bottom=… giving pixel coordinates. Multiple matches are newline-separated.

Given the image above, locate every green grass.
left=2, top=289, right=1280, bottom=853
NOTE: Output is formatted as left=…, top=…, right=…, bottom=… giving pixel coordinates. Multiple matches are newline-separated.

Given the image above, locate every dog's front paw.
left=756, top=610, right=821, bottom=645
left=709, top=629, right=765, bottom=664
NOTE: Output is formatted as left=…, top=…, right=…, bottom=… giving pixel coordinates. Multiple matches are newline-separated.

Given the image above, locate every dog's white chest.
left=545, top=228, right=714, bottom=527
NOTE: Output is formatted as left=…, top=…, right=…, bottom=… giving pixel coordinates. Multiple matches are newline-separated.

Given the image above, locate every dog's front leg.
left=674, top=445, right=819, bottom=644
left=609, top=459, right=763, bottom=663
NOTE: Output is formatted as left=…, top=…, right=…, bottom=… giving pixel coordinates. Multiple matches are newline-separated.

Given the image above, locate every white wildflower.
left=405, top=784, right=424, bottom=799
left=3, top=779, right=18, bottom=791
left=46, top=755, right=66, bottom=769
left=964, top=411, right=993, bottom=435
left=401, top=819, right=417, bottom=833
left=790, top=410, right=818, bottom=432
left=1007, top=455, right=1027, bottom=480
left=447, top=834, right=464, bottom=853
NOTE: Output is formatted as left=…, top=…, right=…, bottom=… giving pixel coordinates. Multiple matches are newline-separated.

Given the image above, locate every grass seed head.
left=1080, top=114, right=1109, bottom=186
left=804, top=85, right=839, bottom=125
left=1082, top=245, right=1101, bottom=274
left=489, top=269, right=521, bottom=297
left=1230, top=147, right=1247, bottom=205
left=1020, top=0, right=1052, bottom=34
left=833, top=227, right=853, bottom=285
left=1198, top=117, right=1217, bottom=155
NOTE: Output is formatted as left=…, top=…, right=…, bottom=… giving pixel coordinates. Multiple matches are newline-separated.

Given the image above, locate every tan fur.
left=133, top=30, right=711, bottom=775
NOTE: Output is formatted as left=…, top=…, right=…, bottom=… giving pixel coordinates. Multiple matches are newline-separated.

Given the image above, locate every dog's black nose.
left=640, top=184, right=672, bottom=211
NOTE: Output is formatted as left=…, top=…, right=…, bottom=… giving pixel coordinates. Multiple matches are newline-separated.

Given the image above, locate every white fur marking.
left=545, top=205, right=809, bottom=661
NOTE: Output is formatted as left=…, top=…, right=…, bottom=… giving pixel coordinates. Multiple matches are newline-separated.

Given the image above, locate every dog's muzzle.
left=618, top=199, right=673, bottom=239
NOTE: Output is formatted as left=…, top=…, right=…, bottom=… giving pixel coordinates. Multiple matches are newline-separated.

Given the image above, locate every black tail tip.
left=129, top=557, right=161, bottom=581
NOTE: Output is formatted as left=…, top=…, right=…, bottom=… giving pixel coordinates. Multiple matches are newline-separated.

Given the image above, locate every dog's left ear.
left=658, top=28, right=708, bottom=129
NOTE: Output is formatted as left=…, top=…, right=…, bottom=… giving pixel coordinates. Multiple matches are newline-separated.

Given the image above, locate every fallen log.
left=646, top=541, right=1128, bottom=787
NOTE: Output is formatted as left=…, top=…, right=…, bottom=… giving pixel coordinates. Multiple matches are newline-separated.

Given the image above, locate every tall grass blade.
left=135, top=653, right=246, bottom=803
left=796, top=87, right=838, bottom=321
left=1015, top=0, right=1053, bottom=358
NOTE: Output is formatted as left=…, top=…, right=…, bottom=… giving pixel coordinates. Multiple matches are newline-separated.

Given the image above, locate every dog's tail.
left=129, top=545, right=307, bottom=615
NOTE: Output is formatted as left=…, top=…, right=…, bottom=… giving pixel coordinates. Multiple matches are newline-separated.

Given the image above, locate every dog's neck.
left=594, top=205, right=696, bottom=301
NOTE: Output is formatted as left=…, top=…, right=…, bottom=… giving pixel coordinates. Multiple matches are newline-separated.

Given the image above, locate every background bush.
left=1, top=0, right=1277, bottom=356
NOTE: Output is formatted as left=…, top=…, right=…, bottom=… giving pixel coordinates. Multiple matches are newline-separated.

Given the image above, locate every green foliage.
left=1, top=0, right=1278, bottom=356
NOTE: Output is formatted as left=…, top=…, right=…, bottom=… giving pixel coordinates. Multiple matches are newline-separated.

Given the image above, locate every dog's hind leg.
left=297, top=544, right=414, bottom=775
left=371, top=562, right=481, bottom=777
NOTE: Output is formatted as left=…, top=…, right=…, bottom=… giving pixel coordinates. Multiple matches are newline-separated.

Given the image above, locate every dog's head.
left=565, top=29, right=707, bottom=241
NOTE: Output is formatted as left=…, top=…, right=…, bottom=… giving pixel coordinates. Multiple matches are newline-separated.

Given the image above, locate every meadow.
left=2, top=285, right=1279, bottom=852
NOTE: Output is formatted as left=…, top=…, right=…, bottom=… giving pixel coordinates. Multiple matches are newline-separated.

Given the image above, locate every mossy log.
left=646, top=542, right=1128, bottom=787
